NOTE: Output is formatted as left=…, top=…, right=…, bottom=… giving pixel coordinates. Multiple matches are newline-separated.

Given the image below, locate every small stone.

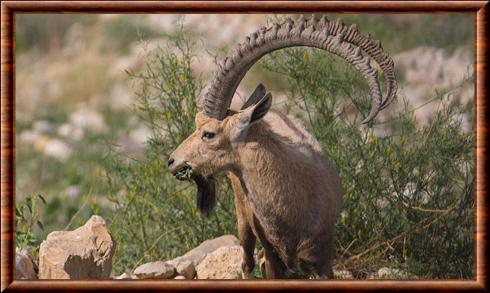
left=167, top=259, right=195, bottom=279
left=15, top=249, right=37, bottom=279
left=174, top=275, right=186, bottom=280
left=33, top=120, right=57, bottom=134
left=43, top=138, right=72, bottom=160
left=69, top=107, right=107, bottom=134
left=113, top=272, right=134, bottom=280
left=58, top=123, right=84, bottom=141
left=369, top=267, right=409, bottom=279
left=333, top=270, right=353, bottom=279
left=133, top=261, right=176, bottom=279
left=196, top=246, right=243, bottom=279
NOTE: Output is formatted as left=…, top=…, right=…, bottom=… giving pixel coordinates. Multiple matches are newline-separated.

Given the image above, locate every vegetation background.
left=16, top=14, right=474, bottom=279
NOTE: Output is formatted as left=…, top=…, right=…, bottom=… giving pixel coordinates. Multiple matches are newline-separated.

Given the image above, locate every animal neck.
left=232, top=124, right=306, bottom=203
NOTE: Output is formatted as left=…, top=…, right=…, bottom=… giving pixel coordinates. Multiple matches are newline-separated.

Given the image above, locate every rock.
left=15, top=249, right=37, bottom=279
left=196, top=246, right=243, bottom=279
left=133, top=261, right=176, bottom=279
left=174, top=275, right=186, bottom=280
left=113, top=272, right=137, bottom=280
left=58, top=123, right=84, bottom=141
left=369, top=267, right=409, bottom=279
left=39, top=215, right=116, bottom=279
left=174, top=235, right=240, bottom=267
left=43, top=138, right=72, bottom=161
left=69, top=107, right=107, bottom=134
left=392, top=46, right=473, bottom=126
left=64, top=185, right=82, bottom=200
left=33, top=120, right=57, bottom=134
left=18, top=130, right=41, bottom=146
left=167, top=259, right=195, bottom=280
left=333, top=270, right=353, bottom=279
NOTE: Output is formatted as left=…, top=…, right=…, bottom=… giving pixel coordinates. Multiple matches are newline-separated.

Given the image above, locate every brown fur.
left=168, top=100, right=343, bottom=279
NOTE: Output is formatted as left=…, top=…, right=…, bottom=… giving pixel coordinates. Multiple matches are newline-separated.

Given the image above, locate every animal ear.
left=230, top=93, right=272, bottom=142
left=224, top=84, right=266, bottom=118
left=241, top=83, right=266, bottom=110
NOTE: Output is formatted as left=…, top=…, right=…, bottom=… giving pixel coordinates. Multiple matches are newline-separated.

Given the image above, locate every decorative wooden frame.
left=1, top=1, right=488, bottom=292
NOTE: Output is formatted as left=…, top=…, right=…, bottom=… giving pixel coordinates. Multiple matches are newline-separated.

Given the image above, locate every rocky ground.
left=16, top=216, right=412, bottom=280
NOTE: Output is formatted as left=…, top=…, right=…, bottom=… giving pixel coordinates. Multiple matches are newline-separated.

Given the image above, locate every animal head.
left=167, top=15, right=397, bottom=214
left=168, top=85, right=271, bottom=178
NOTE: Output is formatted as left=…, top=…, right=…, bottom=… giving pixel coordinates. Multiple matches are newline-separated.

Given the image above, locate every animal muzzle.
left=167, top=157, right=192, bottom=180
left=167, top=156, right=217, bottom=215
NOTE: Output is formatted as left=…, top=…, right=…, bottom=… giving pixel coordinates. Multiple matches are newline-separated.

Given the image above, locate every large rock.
left=196, top=246, right=243, bottom=279
left=39, top=215, right=116, bottom=279
left=15, top=249, right=37, bottom=279
left=133, top=261, right=176, bottom=279
left=173, top=235, right=239, bottom=267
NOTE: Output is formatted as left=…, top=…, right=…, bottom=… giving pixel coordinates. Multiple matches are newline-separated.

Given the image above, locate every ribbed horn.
left=203, top=15, right=397, bottom=124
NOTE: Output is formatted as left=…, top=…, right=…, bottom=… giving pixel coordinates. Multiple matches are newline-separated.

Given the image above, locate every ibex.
left=168, top=15, right=397, bottom=279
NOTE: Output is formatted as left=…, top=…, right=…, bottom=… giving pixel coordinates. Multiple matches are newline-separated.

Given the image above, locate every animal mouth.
left=172, top=165, right=217, bottom=215
left=173, top=165, right=193, bottom=181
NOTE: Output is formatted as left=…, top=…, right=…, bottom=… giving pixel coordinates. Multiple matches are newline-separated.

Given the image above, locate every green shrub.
left=105, top=18, right=474, bottom=278
left=104, top=32, right=237, bottom=275
left=16, top=194, right=46, bottom=258
left=261, top=47, right=474, bottom=279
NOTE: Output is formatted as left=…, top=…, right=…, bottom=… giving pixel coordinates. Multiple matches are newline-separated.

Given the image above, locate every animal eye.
left=202, top=131, right=215, bottom=140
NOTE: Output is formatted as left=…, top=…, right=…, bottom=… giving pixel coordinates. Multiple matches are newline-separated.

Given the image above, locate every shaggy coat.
left=169, top=95, right=343, bottom=278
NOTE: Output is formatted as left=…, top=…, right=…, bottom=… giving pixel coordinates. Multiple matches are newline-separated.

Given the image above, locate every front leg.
left=238, top=215, right=256, bottom=279
left=230, top=174, right=256, bottom=279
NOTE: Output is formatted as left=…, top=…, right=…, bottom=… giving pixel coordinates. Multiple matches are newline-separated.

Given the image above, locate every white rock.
left=58, top=123, right=84, bottom=141
left=113, top=272, right=135, bottom=280
left=174, top=275, right=186, bottom=280
left=39, top=215, right=116, bottom=279
left=333, top=270, right=353, bottom=279
left=18, top=130, right=41, bottom=146
left=15, top=249, right=37, bottom=279
left=393, top=46, right=474, bottom=126
left=43, top=138, right=72, bottom=160
left=69, top=107, right=107, bottom=134
left=369, top=267, right=409, bottom=279
left=133, top=261, right=176, bottom=279
left=33, top=120, right=57, bottom=134
left=64, top=186, right=82, bottom=200
left=196, top=246, right=243, bottom=279
left=129, top=126, right=152, bottom=144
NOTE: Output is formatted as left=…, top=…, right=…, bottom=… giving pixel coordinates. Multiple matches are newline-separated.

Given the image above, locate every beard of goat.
left=168, top=15, right=397, bottom=279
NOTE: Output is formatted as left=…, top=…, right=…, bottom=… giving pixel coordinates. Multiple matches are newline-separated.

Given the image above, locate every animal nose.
left=168, top=157, right=175, bottom=167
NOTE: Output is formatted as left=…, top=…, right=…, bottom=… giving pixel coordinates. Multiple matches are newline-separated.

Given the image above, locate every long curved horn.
left=202, top=15, right=397, bottom=124
left=324, top=17, right=397, bottom=109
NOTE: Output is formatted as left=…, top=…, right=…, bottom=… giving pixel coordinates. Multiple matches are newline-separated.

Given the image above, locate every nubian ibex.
left=168, top=15, right=397, bottom=279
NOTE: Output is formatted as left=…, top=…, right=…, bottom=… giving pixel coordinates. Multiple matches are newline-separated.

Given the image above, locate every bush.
left=105, top=20, right=474, bottom=278
left=261, top=48, right=474, bottom=279
left=16, top=194, right=47, bottom=258
left=104, top=31, right=237, bottom=275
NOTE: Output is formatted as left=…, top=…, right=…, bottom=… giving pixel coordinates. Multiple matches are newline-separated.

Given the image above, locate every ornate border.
left=1, top=1, right=488, bottom=292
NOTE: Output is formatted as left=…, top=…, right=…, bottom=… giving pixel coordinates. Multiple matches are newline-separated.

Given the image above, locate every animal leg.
left=231, top=174, right=256, bottom=279
left=237, top=214, right=256, bottom=279
left=298, top=236, right=334, bottom=279
left=263, top=249, right=287, bottom=279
